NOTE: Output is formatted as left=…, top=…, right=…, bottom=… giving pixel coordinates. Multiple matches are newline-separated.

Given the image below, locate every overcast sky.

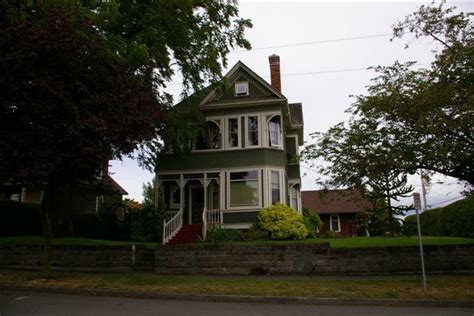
left=110, top=1, right=472, bottom=209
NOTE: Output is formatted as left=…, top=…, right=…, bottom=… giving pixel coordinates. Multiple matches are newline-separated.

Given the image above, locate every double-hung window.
left=330, top=215, right=340, bottom=232
left=229, top=171, right=259, bottom=208
left=268, top=116, right=281, bottom=147
left=247, top=116, right=259, bottom=147
left=290, top=185, right=298, bottom=210
left=170, top=185, right=181, bottom=209
left=228, top=117, right=239, bottom=148
left=271, top=170, right=281, bottom=204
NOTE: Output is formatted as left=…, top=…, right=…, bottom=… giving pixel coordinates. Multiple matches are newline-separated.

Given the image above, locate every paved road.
left=1, top=291, right=473, bottom=316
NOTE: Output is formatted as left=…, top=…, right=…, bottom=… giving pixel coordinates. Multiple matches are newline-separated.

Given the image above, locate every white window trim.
left=267, top=114, right=283, bottom=149
left=234, top=81, right=249, bottom=96
left=265, top=168, right=285, bottom=206
left=245, top=115, right=261, bottom=148
left=329, top=214, right=341, bottom=232
left=226, top=169, right=262, bottom=210
left=225, top=116, right=242, bottom=149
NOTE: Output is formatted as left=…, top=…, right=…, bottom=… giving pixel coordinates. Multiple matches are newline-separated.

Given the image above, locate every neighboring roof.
left=301, top=189, right=372, bottom=214
left=288, top=103, right=303, bottom=126
left=105, top=175, right=128, bottom=196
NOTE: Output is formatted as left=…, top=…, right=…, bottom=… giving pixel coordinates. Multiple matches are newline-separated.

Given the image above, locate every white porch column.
left=179, top=174, right=185, bottom=212
left=203, top=173, right=208, bottom=213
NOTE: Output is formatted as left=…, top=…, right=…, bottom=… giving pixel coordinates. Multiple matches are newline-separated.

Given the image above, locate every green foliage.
left=404, top=196, right=474, bottom=238
left=258, top=203, right=308, bottom=240
left=302, top=207, right=322, bottom=238
left=0, top=201, right=42, bottom=236
left=142, top=179, right=156, bottom=208
left=130, top=204, right=164, bottom=242
left=241, top=226, right=270, bottom=241
left=320, top=230, right=339, bottom=238
left=206, top=226, right=243, bottom=243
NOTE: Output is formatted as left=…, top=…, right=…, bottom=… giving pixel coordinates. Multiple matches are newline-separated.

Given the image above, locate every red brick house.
left=302, top=189, right=371, bottom=237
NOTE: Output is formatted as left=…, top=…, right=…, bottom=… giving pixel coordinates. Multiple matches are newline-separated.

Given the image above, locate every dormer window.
left=235, top=82, right=249, bottom=96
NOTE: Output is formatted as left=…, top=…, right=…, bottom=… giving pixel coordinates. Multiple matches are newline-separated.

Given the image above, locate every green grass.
left=1, top=236, right=473, bottom=249
left=0, top=236, right=160, bottom=249
left=0, top=272, right=473, bottom=300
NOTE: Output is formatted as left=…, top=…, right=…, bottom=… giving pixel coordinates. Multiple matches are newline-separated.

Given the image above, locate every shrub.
left=404, top=196, right=474, bottom=238
left=206, top=226, right=242, bottom=243
left=241, top=226, right=269, bottom=241
left=130, top=204, right=164, bottom=242
left=320, top=230, right=339, bottom=238
left=0, top=200, right=42, bottom=236
left=302, top=207, right=322, bottom=238
left=73, top=212, right=101, bottom=239
left=258, top=203, right=308, bottom=240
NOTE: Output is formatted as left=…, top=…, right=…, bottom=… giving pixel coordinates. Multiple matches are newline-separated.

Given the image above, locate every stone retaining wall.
left=1, top=243, right=473, bottom=275
left=0, top=245, right=135, bottom=272
left=155, top=243, right=474, bottom=275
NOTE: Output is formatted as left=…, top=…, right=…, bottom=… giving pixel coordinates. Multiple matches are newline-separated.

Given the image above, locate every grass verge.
left=0, top=272, right=473, bottom=301
left=1, top=236, right=473, bottom=249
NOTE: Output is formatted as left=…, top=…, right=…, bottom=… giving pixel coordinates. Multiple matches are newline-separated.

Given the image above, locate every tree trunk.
left=40, top=183, right=54, bottom=279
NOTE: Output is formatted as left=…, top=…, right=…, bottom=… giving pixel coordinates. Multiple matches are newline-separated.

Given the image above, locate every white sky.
left=110, top=1, right=472, bottom=209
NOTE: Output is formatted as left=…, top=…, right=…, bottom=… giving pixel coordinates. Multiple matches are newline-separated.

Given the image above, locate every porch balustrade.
left=162, top=209, right=183, bottom=245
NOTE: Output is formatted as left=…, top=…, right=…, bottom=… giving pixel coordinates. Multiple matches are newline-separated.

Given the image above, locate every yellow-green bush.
left=258, top=203, right=308, bottom=240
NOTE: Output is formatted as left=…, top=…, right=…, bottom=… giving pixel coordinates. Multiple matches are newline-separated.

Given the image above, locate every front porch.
left=157, top=172, right=222, bottom=244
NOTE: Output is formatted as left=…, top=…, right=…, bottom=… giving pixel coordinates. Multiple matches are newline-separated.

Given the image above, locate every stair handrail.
left=202, top=209, right=222, bottom=241
left=162, top=209, right=183, bottom=245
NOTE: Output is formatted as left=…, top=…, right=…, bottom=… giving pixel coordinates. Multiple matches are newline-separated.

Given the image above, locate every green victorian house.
left=156, top=55, right=304, bottom=244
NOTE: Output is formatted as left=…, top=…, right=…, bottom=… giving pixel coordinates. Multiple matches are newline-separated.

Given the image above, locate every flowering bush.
left=258, top=203, right=308, bottom=240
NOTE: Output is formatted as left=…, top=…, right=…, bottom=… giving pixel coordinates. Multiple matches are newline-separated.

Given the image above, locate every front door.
left=189, top=186, right=204, bottom=224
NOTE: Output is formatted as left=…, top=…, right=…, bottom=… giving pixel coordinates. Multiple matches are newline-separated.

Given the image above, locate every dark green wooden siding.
left=157, top=148, right=286, bottom=171
left=287, top=164, right=300, bottom=180
left=223, top=211, right=259, bottom=224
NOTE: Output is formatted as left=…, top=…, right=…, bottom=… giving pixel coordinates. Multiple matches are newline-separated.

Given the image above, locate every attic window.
left=235, top=82, right=249, bottom=96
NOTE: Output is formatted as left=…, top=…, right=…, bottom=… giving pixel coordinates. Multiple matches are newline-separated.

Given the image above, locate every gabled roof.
left=200, top=60, right=286, bottom=107
left=301, top=189, right=372, bottom=214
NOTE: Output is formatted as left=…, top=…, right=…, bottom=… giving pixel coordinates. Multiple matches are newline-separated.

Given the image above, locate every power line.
left=429, top=195, right=464, bottom=207
left=166, top=63, right=431, bottom=86
left=232, top=33, right=393, bottom=53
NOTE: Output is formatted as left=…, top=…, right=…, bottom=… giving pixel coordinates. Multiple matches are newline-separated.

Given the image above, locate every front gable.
left=200, top=61, right=286, bottom=108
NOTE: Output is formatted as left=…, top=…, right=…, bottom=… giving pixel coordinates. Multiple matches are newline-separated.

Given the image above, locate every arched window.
left=268, top=116, right=281, bottom=147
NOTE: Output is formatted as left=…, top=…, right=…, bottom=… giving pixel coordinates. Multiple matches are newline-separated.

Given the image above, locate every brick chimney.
left=268, top=54, right=281, bottom=93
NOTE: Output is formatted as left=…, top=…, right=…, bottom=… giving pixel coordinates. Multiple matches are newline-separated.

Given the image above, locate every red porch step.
left=167, top=224, right=203, bottom=245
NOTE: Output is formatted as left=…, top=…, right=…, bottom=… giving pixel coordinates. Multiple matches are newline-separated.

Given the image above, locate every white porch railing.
left=162, top=209, right=183, bottom=245
left=202, top=209, right=222, bottom=241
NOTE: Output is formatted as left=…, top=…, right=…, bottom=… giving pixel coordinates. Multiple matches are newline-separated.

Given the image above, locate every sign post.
left=413, top=192, right=427, bottom=291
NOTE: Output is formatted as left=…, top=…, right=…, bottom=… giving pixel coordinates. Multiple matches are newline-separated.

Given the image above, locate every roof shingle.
left=301, top=189, right=372, bottom=214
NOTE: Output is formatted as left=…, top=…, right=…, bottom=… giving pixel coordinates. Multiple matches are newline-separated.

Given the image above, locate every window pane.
left=230, top=180, right=259, bottom=207
left=228, top=118, right=239, bottom=147
left=290, top=186, right=298, bottom=209
left=269, top=117, right=280, bottom=146
left=230, top=171, right=258, bottom=180
left=331, top=216, right=339, bottom=231
left=247, top=116, right=258, bottom=146
left=271, top=171, right=280, bottom=204
left=207, top=121, right=221, bottom=149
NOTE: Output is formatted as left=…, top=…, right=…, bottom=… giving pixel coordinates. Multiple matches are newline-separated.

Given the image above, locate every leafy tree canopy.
left=303, top=2, right=473, bottom=190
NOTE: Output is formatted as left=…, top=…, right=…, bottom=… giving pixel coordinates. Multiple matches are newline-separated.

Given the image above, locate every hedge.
left=0, top=200, right=42, bottom=236
left=404, top=195, right=474, bottom=238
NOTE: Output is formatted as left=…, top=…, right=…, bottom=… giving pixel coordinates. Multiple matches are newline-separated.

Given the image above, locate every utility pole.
left=420, top=169, right=428, bottom=210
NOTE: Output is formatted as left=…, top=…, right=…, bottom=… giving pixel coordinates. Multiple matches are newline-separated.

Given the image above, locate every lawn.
left=0, top=272, right=473, bottom=301
left=0, top=235, right=473, bottom=248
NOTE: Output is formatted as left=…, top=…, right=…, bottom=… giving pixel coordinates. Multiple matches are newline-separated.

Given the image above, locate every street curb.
left=1, top=285, right=473, bottom=308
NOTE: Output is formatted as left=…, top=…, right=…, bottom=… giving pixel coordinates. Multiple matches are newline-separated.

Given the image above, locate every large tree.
left=353, top=3, right=473, bottom=184
left=0, top=1, right=251, bottom=277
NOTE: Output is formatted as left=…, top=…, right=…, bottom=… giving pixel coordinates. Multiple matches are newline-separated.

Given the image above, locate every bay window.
left=247, top=116, right=259, bottom=146
left=228, top=118, right=239, bottom=148
left=271, top=170, right=281, bottom=204
left=229, top=171, right=259, bottom=207
left=268, top=116, right=281, bottom=147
